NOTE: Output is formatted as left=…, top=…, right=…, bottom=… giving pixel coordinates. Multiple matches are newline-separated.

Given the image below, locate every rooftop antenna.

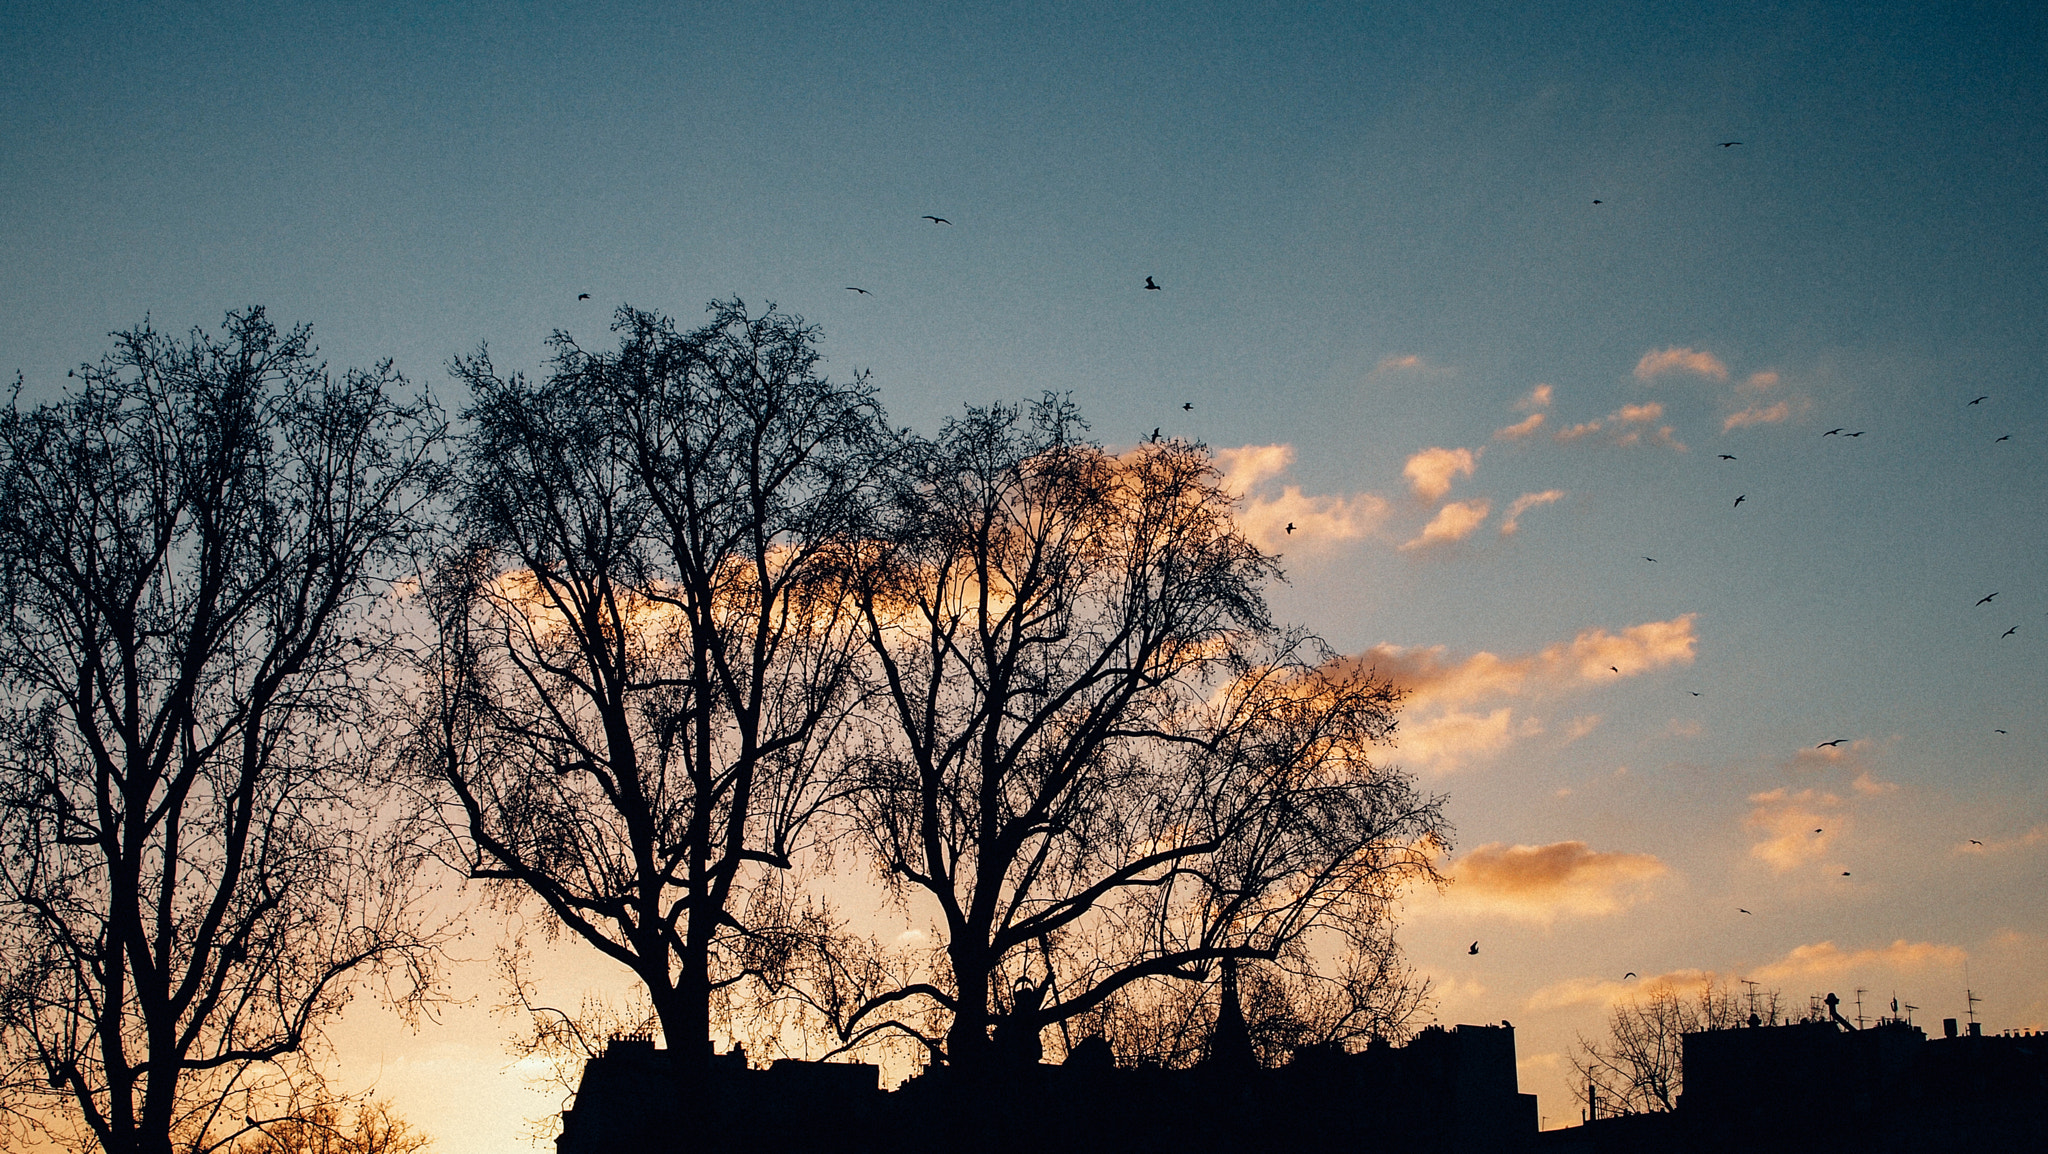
left=1854, top=987, right=1867, bottom=1030
left=1741, top=978, right=1760, bottom=1019
left=1965, top=960, right=1980, bottom=1029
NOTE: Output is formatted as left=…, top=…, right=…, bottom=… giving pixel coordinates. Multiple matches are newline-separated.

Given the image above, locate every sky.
left=4, top=0, right=2046, bottom=1142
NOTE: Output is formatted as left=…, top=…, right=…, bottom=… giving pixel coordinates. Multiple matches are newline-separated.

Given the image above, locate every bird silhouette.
left=846, top=287, right=871, bottom=295
left=1739, top=908, right=1752, bottom=914
left=1643, top=556, right=1657, bottom=562
left=1841, top=871, right=1851, bottom=877
left=1970, top=839, right=1984, bottom=846
left=1846, top=431, right=1866, bottom=437
left=1818, top=739, right=1846, bottom=748
left=1719, top=454, right=1737, bottom=460
left=1978, top=593, right=1998, bottom=605
left=1718, top=141, right=1743, bottom=147
left=923, top=216, right=951, bottom=225
left=1182, top=402, right=1193, bottom=411
left=1151, top=428, right=1161, bottom=442
left=1970, top=396, right=1988, bottom=405
left=2002, top=626, right=2018, bottom=638
left=1814, top=828, right=1824, bottom=834
left=1624, top=972, right=1638, bottom=979
left=1468, top=942, right=1479, bottom=955
left=1610, top=666, right=1620, bottom=673
left=1144, top=276, right=1162, bottom=290
left=1592, top=199, right=1603, bottom=204
left=1995, top=729, right=2008, bottom=734
left=1824, top=428, right=1844, bottom=436
left=1690, top=691, right=1702, bottom=696
left=1285, top=522, right=1296, bottom=534
left=1996, top=434, right=2010, bottom=442
left=1733, top=495, right=1746, bottom=507
left=577, top=293, right=590, bottom=300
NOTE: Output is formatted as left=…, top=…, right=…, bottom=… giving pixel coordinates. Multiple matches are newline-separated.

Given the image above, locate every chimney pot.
left=1944, top=1018, right=1958, bottom=1039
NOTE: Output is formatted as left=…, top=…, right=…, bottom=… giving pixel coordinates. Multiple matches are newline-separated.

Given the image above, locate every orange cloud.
left=1723, top=402, right=1790, bottom=431
left=1740, top=370, right=1780, bottom=391
left=1396, top=707, right=1531, bottom=772
left=1612, top=402, right=1664, bottom=424
left=1526, top=969, right=1716, bottom=1012
left=1376, top=354, right=1427, bottom=373
left=1518, top=384, right=1554, bottom=411
left=1403, top=446, right=1480, bottom=501
left=1634, top=347, right=1729, bottom=382
left=1554, top=406, right=1685, bottom=451
left=1500, top=489, right=1566, bottom=535
left=1448, top=840, right=1668, bottom=922
left=1215, top=444, right=1390, bottom=552
left=1554, top=419, right=1604, bottom=443
left=1360, top=615, right=1700, bottom=709
left=1494, top=412, right=1546, bottom=441
left=1751, top=940, right=1967, bottom=986
left=1746, top=788, right=1845, bottom=872
left=1401, top=499, right=1491, bottom=549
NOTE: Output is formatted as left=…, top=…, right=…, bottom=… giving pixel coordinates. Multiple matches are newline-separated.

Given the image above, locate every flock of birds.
left=559, top=172, right=2032, bottom=980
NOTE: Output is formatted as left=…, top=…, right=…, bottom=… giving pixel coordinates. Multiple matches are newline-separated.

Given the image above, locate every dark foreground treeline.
left=0, top=304, right=1449, bottom=1154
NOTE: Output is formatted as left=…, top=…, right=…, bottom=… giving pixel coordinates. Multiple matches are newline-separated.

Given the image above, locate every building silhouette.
left=1544, top=1006, right=2048, bottom=1154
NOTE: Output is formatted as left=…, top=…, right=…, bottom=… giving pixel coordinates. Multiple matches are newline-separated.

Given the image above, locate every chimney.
left=1969, top=1022, right=1982, bottom=1037
left=1944, top=1018, right=1958, bottom=1039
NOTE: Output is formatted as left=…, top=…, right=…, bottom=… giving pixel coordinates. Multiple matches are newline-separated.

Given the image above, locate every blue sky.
left=5, top=0, right=2044, bottom=1140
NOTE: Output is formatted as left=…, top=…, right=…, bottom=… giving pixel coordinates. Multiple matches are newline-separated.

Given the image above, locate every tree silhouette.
left=0, top=311, right=448, bottom=1154
left=413, top=302, right=888, bottom=1074
left=1571, top=979, right=1756, bottom=1116
left=797, top=396, right=1446, bottom=1073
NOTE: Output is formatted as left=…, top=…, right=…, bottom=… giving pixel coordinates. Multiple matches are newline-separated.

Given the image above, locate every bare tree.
left=807, top=396, right=1446, bottom=1072
left=244, top=1099, right=430, bottom=1154
left=1570, top=979, right=1751, bottom=1116
left=412, top=302, right=887, bottom=1075
left=0, top=311, right=448, bottom=1154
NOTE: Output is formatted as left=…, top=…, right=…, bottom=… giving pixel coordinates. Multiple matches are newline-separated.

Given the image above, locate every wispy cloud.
left=1446, top=840, right=1668, bottom=922
left=1751, top=939, right=1966, bottom=985
left=1612, top=402, right=1663, bottom=424
left=1494, top=412, right=1546, bottom=440
left=1553, top=405, right=1685, bottom=450
left=1526, top=969, right=1716, bottom=1012
left=1500, top=489, right=1566, bottom=535
left=1215, top=444, right=1390, bottom=552
left=1376, top=353, right=1428, bottom=373
left=1349, top=615, right=1698, bottom=771
left=1746, top=787, right=1844, bottom=872
left=1634, top=347, right=1729, bottom=382
left=1401, top=499, right=1491, bottom=549
left=1518, top=384, right=1554, bottom=411
left=1723, top=401, right=1791, bottom=431
left=1403, top=446, right=1480, bottom=501
left=1740, top=370, right=1780, bottom=392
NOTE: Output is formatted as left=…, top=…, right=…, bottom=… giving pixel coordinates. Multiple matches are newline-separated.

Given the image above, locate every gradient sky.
left=5, top=0, right=2045, bottom=1142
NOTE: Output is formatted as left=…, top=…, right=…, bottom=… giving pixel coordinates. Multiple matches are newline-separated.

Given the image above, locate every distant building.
left=1542, top=1009, right=2048, bottom=1153
left=555, top=1022, right=1539, bottom=1154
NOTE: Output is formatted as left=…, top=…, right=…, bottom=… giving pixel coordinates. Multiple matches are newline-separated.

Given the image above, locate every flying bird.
left=1733, top=495, right=1746, bottom=507
left=1814, top=828, right=1824, bottom=834
left=1995, top=729, right=2008, bottom=734
left=1643, top=556, right=1657, bottom=562
left=1468, top=942, right=1479, bottom=955
left=577, top=293, right=590, bottom=300
left=1151, top=428, right=1161, bottom=442
left=1719, top=141, right=1743, bottom=147
left=923, top=216, right=951, bottom=224
left=1841, top=871, right=1851, bottom=877
left=1971, top=839, right=1984, bottom=846
left=1978, top=593, right=1998, bottom=605
left=1996, top=435, right=2011, bottom=442
left=1182, top=402, right=1193, bottom=411
left=1824, top=428, right=1844, bottom=436
left=1970, top=396, right=1988, bottom=405
left=1592, top=199, right=1603, bottom=204
left=1719, top=454, right=1737, bottom=460
left=1285, top=522, right=1296, bottom=534
left=846, top=286, right=871, bottom=295
left=2003, top=626, right=2018, bottom=638
left=1690, top=691, right=1702, bottom=696
left=1610, top=666, right=1620, bottom=673
left=1738, top=908, right=1752, bottom=915
left=1846, top=431, right=1866, bottom=437
left=1624, top=972, right=1638, bottom=980
left=1144, top=276, right=1162, bottom=290
left=1818, top=739, right=1846, bottom=748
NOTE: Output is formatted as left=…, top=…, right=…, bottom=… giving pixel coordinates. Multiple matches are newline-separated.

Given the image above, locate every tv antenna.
left=1854, top=987, right=1868, bottom=1030
left=1967, top=987, right=1982, bottom=1028
left=1741, top=978, right=1760, bottom=1018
